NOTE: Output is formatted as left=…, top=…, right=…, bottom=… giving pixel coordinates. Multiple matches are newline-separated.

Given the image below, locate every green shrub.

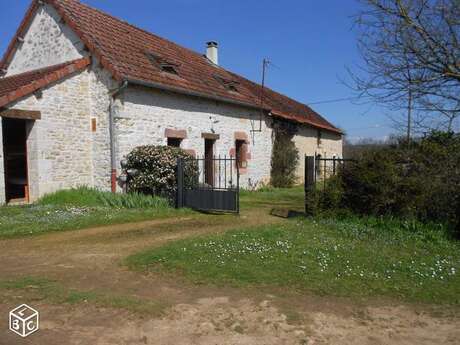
left=270, top=122, right=299, bottom=188
left=320, top=175, right=344, bottom=210
left=305, top=175, right=344, bottom=216
left=39, top=186, right=170, bottom=209
left=125, top=145, right=198, bottom=202
left=340, top=148, right=407, bottom=216
left=331, top=131, right=460, bottom=236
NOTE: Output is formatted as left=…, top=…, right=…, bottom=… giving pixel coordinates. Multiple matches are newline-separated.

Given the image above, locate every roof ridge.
left=60, top=0, right=212, bottom=64
left=1, top=0, right=341, bottom=134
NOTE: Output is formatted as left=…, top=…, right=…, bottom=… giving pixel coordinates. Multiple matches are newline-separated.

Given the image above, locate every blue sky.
left=0, top=0, right=399, bottom=141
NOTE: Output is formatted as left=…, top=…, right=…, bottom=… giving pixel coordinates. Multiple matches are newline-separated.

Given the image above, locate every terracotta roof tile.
left=0, top=0, right=341, bottom=134
left=0, top=57, right=91, bottom=108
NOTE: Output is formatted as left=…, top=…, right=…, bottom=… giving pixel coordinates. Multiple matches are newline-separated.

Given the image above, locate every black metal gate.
left=176, top=156, right=240, bottom=213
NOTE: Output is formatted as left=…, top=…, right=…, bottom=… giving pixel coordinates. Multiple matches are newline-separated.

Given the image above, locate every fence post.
left=176, top=158, right=184, bottom=208
left=236, top=156, right=240, bottom=214
left=333, top=156, right=336, bottom=175
left=305, top=155, right=316, bottom=215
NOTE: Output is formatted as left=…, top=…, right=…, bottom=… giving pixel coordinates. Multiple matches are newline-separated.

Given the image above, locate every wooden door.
left=204, top=139, right=214, bottom=187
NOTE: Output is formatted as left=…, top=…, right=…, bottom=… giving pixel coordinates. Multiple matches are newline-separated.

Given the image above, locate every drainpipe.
left=108, top=80, right=128, bottom=193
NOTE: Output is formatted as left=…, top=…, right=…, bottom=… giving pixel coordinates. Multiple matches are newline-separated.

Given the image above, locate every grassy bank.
left=126, top=215, right=460, bottom=304
left=0, top=187, right=188, bottom=238
left=0, top=276, right=166, bottom=315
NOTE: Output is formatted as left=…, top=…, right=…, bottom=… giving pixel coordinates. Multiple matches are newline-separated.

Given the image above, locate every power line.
left=256, top=60, right=368, bottom=106
left=346, top=124, right=384, bottom=131
left=306, top=95, right=371, bottom=105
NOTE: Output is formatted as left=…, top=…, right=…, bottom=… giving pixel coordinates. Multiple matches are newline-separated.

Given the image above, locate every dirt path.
left=0, top=208, right=458, bottom=345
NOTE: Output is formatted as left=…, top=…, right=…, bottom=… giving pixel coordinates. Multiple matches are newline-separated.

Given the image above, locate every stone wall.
left=6, top=69, right=93, bottom=201
left=0, top=69, right=342, bottom=201
left=293, top=125, right=343, bottom=183
left=89, top=62, right=118, bottom=191
left=5, top=3, right=86, bottom=77
left=0, top=118, right=4, bottom=204
left=116, top=86, right=274, bottom=189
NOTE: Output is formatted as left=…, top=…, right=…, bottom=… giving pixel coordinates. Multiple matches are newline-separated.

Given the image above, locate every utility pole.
left=252, top=58, right=269, bottom=136
left=260, top=58, right=269, bottom=109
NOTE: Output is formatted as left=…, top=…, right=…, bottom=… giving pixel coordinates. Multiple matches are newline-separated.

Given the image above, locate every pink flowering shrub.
left=125, top=145, right=198, bottom=202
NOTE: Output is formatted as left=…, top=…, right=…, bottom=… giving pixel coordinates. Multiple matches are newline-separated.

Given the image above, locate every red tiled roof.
left=0, top=0, right=341, bottom=134
left=0, top=57, right=90, bottom=108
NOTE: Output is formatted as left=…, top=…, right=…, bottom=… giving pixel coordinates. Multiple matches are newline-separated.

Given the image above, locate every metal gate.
left=304, top=155, right=355, bottom=213
left=176, top=156, right=240, bottom=213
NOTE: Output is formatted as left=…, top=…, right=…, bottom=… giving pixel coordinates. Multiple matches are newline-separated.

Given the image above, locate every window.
left=317, top=130, right=322, bottom=147
left=145, top=51, right=179, bottom=75
left=159, top=63, right=178, bottom=75
left=235, top=140, right=246, bottom=168
left=214, top=75, right=239, bottom=92
left=167, top=137, right=182, bottom=148
left=227, top=84, right=238, bottom=92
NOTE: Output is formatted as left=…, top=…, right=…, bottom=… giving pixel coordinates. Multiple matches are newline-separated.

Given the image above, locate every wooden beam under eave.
left=0, top=108, right=41, bottom=120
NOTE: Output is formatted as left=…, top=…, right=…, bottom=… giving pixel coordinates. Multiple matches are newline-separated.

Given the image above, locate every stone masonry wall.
left=0, top=68, right=342, bottom=201
left=116, top=86, right=274, bottom=189
left=5, top=3, right=86, bottom=77
left=7, top=70, right=93, bottom=201
left=293, top=125, right=343, bottom=183
left=0, top=118, right=4, bottom=204
left=89, top=62, right=118, bottom=191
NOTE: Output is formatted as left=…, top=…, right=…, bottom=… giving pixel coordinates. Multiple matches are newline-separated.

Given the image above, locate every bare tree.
left=349, top=0, right=460, bottom=138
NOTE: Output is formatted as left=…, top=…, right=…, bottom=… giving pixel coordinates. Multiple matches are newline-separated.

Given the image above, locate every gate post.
left=176, top=158, right=184, bottom=208
left=236, top=157, right=240, bottom=214
left=304, top=155, right=316, bottom=215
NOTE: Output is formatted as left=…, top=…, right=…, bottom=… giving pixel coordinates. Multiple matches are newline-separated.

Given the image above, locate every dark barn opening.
left=2, top=118, right=29, bottom=203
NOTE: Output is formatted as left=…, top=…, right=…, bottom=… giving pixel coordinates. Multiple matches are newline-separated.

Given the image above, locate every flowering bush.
left=125, top=145, right=198, bottom=202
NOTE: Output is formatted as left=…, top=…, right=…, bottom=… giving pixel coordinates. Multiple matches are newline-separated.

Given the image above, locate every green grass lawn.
left=126, top=215, right=460, bottom=304
left=0, top=185, right=301, bottom=239
left=0, top=187, right=189, bottom=238
left=240, top=186, right=305, bottom=210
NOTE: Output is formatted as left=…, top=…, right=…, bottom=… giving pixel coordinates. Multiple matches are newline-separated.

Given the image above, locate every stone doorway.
left=2, top=118, right=30, bottom=203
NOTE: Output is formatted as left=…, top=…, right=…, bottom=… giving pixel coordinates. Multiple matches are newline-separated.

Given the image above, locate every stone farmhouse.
left=0, top=0, right=342, bottom=204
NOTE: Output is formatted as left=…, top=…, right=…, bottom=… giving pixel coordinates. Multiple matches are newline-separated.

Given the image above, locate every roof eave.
left=270, top=110, right=343, bottom=135
left=0, top=57, right=91, bottom=109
